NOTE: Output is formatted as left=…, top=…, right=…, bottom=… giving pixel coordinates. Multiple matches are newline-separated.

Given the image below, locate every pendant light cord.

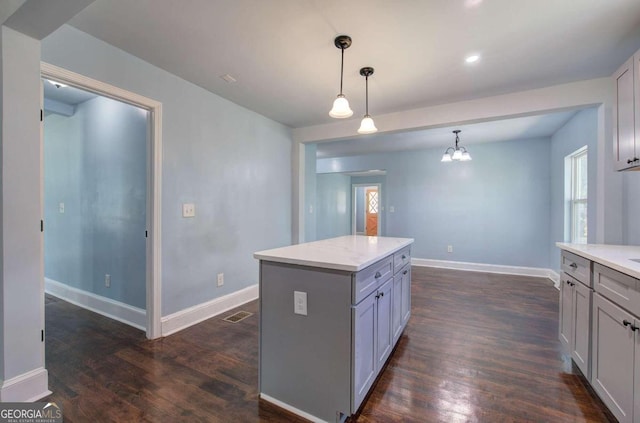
left=340, top=48, right=345, bottom=95
left=365, top=75, right=369, bottom=115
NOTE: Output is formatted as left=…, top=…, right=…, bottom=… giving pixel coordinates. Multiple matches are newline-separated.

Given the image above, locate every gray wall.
left=316, top=173, right=352, bottom=240
left=42, top=25, right=292, bottom=315
left=304, top=143, right=317, bottom=242
left=549, top=108, right=598, bottom=270
left=44, top=96, right=148, bottom=309
left=623, top=171, right=640, bottom=245
left=0, top=26, right=46, bottom=393
left=317, top=137, right=552, bottom=268
left=355, top=186, right=365, bottom=233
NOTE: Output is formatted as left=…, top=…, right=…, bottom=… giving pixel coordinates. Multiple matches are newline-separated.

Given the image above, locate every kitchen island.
left=254, top=235, right=414, bottom=423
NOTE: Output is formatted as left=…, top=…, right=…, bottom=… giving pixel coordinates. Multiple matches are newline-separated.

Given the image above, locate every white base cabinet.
left=558, top=251, right=593, bottom=379
left=558, top=247, right=640, bottom=423
left=592, top=293, right=636, bottom=423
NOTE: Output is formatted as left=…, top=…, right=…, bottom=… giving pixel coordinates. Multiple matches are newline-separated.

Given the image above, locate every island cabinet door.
left=592, top=293, right=634, bottom=423
left=400, top=266, right=411, bottom=324
left=392, top=274, right=403, bottom=343
left=352, top=291, right=377, bottom=412
left=376, top=279, right=394, bottom=370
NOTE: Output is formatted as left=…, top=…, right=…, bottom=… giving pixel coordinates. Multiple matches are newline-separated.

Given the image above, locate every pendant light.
left=357, top=67, right=378, bottom=134
left=441, top=130, right=472, bottom=162
left=329, top=35, right=354, bottom=118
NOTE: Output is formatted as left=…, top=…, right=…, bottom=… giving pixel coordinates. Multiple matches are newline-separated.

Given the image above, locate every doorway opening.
left=41, top=63, right=162, bottom=339
left=352, top=184, right=381, bottom=236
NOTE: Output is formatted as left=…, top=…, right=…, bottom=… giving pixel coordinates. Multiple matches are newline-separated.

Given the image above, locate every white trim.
left=412, top=258, right=560, bottom=287
left=0, top=367, right=51, bottom=402
left=259, top=393, right=329, bottom=423
left=161, top=284, right=259, bottom=337
left=45, top=278, right=146, bottom=331
left=40, top=62, right=163, bottom=340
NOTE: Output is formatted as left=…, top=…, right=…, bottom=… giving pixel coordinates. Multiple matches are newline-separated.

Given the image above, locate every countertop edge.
left=556, top=243, right=640, bottom=280
left=254, top=238, right=414, bottom=272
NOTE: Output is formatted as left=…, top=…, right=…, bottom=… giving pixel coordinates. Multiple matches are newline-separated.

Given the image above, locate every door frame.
left=40, top=62, right=163, bottom=339
left=351, top=183, right=382, bottom=236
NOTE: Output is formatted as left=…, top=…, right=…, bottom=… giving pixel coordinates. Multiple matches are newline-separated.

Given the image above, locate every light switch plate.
left=182, top=203, right=195, bottom=218
left=294, top=291, right=307, bottom=316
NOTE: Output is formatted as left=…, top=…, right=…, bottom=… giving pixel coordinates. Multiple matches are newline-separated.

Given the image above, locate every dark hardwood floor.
left=45, top=267, right=615, bottom=422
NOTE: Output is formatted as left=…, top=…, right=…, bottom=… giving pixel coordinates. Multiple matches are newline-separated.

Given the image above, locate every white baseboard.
left=259, top=393, right=328, bottom=423
left=0, top=367, right=51, bottom=402
left=45, top=278, right=146, bottom=331
left=412, top=258, right=560, bottom=288
left=161, top=284, right=259, bottom=337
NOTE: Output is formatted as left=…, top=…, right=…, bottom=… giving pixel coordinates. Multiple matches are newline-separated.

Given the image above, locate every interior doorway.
left=41, top=63, right=162, bottom=339
left=352, top=184, right=381, bottom=236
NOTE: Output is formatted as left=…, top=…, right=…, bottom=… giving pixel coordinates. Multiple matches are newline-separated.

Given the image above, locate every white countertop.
left=556, top=243, right=640, bottom=279
left=254, top=235, right=414, bottom=272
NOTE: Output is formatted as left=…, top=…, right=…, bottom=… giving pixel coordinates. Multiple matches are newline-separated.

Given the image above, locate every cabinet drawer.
left=594, top=263, right=640, bottom=317
left=353, top=256, right=393, bottom=305
left=393, top=247, right=411, bottom=274
left=561, top=251, right=591, bottom=287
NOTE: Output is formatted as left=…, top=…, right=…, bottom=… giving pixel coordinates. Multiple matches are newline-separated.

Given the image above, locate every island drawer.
left=561, top=250, right=591, bottom=287
left=393, top=247, right=411, bottom=274
left=353, top=255, right=393, bottom=304
left=594, top=263, right=640, bottom=316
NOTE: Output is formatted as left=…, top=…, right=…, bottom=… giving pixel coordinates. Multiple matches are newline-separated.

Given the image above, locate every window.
left=567, top=147, right=588, bottom=243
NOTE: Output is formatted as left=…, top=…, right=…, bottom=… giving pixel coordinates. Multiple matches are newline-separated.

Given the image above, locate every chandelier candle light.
left=441, top=130, right=472, bottom=162
left=357, top=67, right=378, bottom=134
left=329, top=35, right=354, bottom=118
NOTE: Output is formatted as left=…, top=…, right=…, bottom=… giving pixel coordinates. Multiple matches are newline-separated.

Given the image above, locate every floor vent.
left=222, top=311, right=253, bottom=323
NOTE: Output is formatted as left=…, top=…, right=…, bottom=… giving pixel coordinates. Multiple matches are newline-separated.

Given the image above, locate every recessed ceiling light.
left=220, top=74, right=237, bottom=83
left=464, top=0, right=483, bottom=8
left=47, top=79, right=68, bottom=88
left=465, top=55, right=480, bottom=64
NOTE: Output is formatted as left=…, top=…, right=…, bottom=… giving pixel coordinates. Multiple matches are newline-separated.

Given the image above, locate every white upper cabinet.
left=613, top=52, right=640, bottom=171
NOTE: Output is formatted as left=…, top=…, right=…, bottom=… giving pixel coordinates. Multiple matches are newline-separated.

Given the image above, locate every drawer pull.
left=624, top=320, right=632, bottom=327
left=374, top=271, right=382, bottom=279
left=569, top=263, right=578, bottom=269
left=403, top=270, right=408, bottom=275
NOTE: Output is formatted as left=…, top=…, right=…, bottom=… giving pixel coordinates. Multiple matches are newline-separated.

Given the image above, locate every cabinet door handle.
left=374, top=271, right=382, bottom=279
left=569, top=263, right=578, bottom=269
left=403, top=270, right=408, bottom=275
left=635, top=157, right=640, bottom=162
left=623, top=320, right=632, bottom=327
left=628, top=159, right=635, bottom=164
left=379, top=292, right=384, bottom=298
left=402, top=255, right=407, bottom=260
left=632, top=325, right=639, bottom=332
left=375, top=293, right=380, bottom=299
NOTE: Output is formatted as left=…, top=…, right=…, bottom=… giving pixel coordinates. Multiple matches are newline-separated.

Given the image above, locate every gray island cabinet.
left=254, top=235, right=414, bottom=423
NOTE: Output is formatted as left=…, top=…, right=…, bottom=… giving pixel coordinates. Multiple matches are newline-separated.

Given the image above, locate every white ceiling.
left=66, top=0, right=640, bottom=129
left=315, top=109, right=580, bottom=158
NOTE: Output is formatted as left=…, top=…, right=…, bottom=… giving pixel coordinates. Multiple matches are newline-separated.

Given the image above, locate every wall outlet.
left=447, top=245, right=453, bottom=253
left=105, top=274, right=111, bottom=287
left=217, top=273, right=224, bottom=287
left=294, top=291, right=307, bottom=316
left=182, top=203, right=195, bottom=218
left=59, top=202, right=65, bottom=213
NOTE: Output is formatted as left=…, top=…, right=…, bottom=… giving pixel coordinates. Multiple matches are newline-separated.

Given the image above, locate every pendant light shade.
left=329, top=35, right=353, bottom=119
left=357, top=67, right=378, bottom=135
left=441, top=130, right=472, bottom=162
